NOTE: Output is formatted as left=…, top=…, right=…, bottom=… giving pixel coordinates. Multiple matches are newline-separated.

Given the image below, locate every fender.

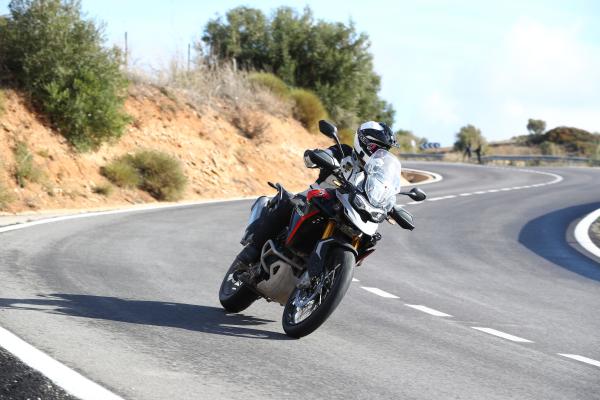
left=307, top=237, right=357, bottom=278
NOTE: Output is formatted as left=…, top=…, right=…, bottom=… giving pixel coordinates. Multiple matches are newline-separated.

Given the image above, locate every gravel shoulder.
left=0, top=347, right=75, bottom=400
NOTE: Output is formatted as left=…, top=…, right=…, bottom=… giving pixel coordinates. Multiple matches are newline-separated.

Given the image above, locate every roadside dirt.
left=0, top=347, right=74, bottom=400
left=0, top=85, right=333, bottom=213
left=0, top=85, right=420, bottom=216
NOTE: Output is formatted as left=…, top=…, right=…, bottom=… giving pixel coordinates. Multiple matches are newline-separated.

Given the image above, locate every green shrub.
left=128, top=151, right=187, bottom=201
left=0, top=180, right=15, bottom=210
left=290, top=88, right=327, bottom=132
left=13, top=141, right=43, bottom=187
left=100, top=159, right=140, bottom=188
left=1, top=0, right=129, bottom=151
left=102, top=150, right=187, bottom=201
left=248, top=72, right=289, bottom=98
left=201, top=6, right=395, bottom=123
left=92, top=183, right=113, bottom=196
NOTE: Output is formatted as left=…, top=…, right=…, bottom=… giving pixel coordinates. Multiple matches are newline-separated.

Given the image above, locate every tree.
left=454, top=124, right=486, bottom=151
left=527, top=118, right=546, bottom=136
left=1, top=0, right=129, bottom=150
left=395, top=129, right=421, bottom=152
left=201, top=6, right=394, bottom=127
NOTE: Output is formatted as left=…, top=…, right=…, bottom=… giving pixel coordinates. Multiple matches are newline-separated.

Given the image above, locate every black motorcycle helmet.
left=353, top=121, right=398, bottom=164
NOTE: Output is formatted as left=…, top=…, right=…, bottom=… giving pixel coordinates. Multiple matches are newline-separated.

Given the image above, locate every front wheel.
left=219, top=260, right=259, bottom=313
left=282, top=247, right=354, bottom=338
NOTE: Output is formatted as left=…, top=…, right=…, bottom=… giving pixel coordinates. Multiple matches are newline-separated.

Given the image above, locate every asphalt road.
left=0, top=162, right=599, bottom=400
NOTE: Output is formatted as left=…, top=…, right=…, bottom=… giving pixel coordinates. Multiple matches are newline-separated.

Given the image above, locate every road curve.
left=0, top=162, right=599, bottom=400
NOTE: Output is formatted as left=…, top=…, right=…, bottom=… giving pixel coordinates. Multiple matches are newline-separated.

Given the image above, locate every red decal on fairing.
left=286, top=210, right=320, bottom=244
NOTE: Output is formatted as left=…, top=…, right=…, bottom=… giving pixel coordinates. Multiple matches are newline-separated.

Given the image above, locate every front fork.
left=321, top=220, right=361, bottom=250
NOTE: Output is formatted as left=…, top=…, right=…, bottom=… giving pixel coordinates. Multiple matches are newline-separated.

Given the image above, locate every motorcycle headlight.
left=352, top=194, right=387, bottom=223
left=369, top=210, right=386, bottom=223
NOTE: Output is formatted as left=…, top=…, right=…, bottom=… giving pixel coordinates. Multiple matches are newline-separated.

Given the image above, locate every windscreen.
left=363, top=149, right=402, bottom=210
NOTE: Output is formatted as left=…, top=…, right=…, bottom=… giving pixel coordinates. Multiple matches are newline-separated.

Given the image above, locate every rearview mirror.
left=389, top=206, right=415, bottom=230
left=407, top=187, right=426, bottom=202
left=308, top=149, right=340, bottom=172
left=319, top=120, right=338, bottom=139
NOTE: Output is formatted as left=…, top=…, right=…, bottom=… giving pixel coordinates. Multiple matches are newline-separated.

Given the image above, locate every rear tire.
left=282, top=247, right=354, bottom=338
left=219, top=260, right=259, bottom=313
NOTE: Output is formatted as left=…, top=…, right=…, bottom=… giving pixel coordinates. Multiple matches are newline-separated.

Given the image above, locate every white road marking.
left=500, top=188, right=512, bottom=191
left=0, top=326, right=123, bottom=400
left=0, top=196, right=255, bottom=234
left=0, top=165, right=568, bottom=397
left=558, top=354, right=600, bottom=368
left=487, top=189, right=499, bottom=193
left=427, top=197, right=445, bottom=202
left=352, top=278, right=360, bottom=282
left=573, top=208, right=600, bottom=260
left=361, top=287, right=399, bottom=299
left=471, top=327, right=534, bottom=343
left=442, top=195, right=456, bottom=199
left=405, top=304, right=452, bottom=317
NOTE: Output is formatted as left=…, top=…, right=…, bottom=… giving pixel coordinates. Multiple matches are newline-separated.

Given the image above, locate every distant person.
left=463, top=144, right=472, bottom=161
left=474, top=145, right=482, bottom=164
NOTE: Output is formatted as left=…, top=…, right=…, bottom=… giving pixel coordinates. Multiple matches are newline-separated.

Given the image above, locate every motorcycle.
left=218, top=120, right=427, bottom=338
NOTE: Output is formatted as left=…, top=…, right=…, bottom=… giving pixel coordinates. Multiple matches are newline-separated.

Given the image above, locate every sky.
left=1, top=0, right=599, bottom=145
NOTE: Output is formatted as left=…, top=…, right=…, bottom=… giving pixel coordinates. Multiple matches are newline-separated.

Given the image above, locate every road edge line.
left=573, top=208, right=600, bottom=260
left=0, top=326, right=123, bottom=400
left=0, top=196, right=255, bottom=233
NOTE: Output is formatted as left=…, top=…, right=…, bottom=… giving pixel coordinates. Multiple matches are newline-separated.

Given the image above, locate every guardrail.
left=398, top=153, right=598, bottom=166
left=481, top=155, right=592, bottom=165
left=398, top=153, right=445, bottom=160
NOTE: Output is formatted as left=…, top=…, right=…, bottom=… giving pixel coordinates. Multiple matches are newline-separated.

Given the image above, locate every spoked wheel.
left=219, top=260, right=259, bottom=313
left=282, top=248, right=354, bottom=338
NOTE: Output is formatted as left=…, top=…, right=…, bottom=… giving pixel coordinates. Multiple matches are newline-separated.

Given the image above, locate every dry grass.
left=487, top=144, right=541, bottom=156
left=130, top=61, right=291, bottom=118
left=0, top=180, right=15, bottom=210
left=231, top=108, right=270, bottom=138
left=13, top=141, right=44, bottom=188
left=0, top=89, right=5, bottom=116
left=92, top=183, right=113, bottom=196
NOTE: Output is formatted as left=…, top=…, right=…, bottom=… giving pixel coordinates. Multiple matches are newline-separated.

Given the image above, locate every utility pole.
left=187, top=43, right=191, bottom=72
left=124, top=32, right=128, bottom=69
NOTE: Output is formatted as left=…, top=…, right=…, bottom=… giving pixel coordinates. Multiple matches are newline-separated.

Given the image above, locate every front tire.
left=219, top=260, right=259, bottom=313
left=282, top=247, right=354, bottom=338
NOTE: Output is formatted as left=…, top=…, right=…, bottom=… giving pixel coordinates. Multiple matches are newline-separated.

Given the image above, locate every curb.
left=573, top=208, right=600, bottom=261
left=402, top=167, right=443, bottom=186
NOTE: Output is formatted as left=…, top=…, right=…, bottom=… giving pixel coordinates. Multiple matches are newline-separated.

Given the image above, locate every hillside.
left=0, top=84, right=333, bottom=213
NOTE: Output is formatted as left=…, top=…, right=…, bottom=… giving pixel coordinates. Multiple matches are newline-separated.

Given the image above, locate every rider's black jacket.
left=240, top=144, right=358, bottom=263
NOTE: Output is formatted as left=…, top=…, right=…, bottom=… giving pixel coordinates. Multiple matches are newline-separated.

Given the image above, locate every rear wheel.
left=282, top=247, right=354, bottom=338
left=219, top=260, right=259, bottom=313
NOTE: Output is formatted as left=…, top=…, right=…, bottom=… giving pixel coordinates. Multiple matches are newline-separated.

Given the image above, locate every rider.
left=233, top=121, right=399, bottom=275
